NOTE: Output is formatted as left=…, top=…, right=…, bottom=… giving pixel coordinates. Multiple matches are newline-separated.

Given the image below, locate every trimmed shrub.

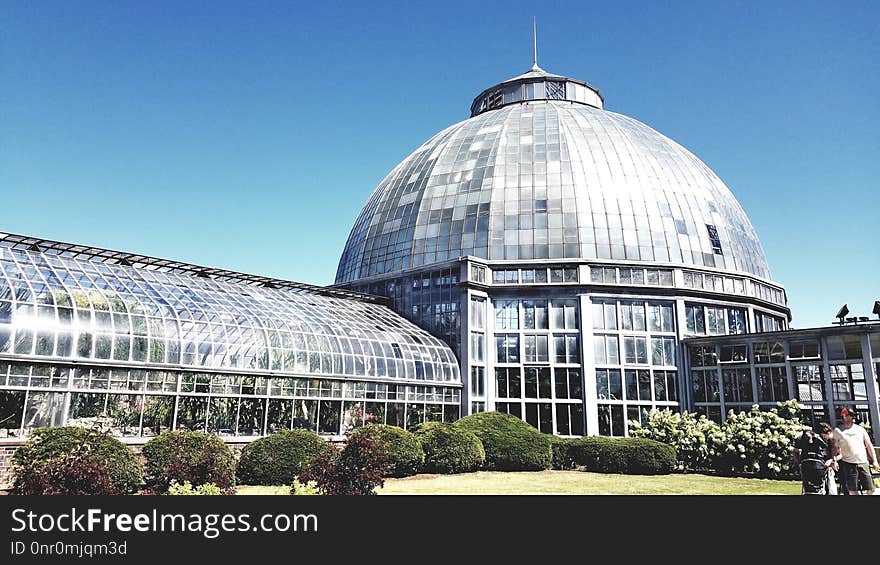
left=454, top=412, right=551, bottom=471
left=349, top=424, right=424, bottom=478
left=142, top=430, right=236, bottom=493
left=12, top=427, right=142, bottom=494
left=13, top=450, right=120, bottom=495
left=415, top=422, right=484, bottom=474
left=236, top=430, right=335, bottom=485
left=552, top=436, right=676, bottom=475
left=298, top=426, right=389, bottom=495
left=549, top=435, right=577, bottom=470
left=629, top=408, right=721, bottom=472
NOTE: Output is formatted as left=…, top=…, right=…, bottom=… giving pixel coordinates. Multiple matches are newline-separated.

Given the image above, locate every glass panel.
left=106, top=394, right=142, bottom=437
left=267, top=399, right=293, bottom=432
left=176, top=397, right=207, bottom=431
left=23, top=391, right=65, bottom=430
left=385, top=402, right=404, bottom=428
left=0, top=390, right=25, bottom=437
left=238, top=398, right=264, bottom=436
left=141, top=395, right=174, bottom=438
left=208, top=396, right=238, bottom=436
left=318, top=400, right=341, bottom=434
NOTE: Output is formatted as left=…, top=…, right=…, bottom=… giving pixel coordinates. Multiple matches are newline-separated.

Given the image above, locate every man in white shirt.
left=832, top=408, right=879, bottom=495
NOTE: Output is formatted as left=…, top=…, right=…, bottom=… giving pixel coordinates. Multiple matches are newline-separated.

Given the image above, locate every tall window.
left=593, top=298, right=678, bottom=436
left=484, top=298, right=583, bottom=436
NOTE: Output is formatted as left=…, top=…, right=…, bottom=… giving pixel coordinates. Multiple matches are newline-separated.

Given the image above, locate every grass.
left=236, top=470, right=801, bottom=495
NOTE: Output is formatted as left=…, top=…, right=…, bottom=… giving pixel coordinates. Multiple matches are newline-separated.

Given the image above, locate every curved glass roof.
left=337, top=70, right=773, bottom=284
left=0, top=236, right=459, bottom=384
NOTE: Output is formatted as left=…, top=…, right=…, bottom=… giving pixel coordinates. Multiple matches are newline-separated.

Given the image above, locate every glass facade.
left=0, top=362, right=461, bottom=438
left=0, top=238, right=461, bottom=438
left=686, top=326, right=880, bottom=441
left=346, top=266, right=462, bottom=357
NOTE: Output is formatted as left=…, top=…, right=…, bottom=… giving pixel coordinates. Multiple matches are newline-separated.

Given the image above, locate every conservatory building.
left=335, top=61, right=791, bottom=437
left=0, top=60, right=805, bottom=444
left=0, top=233, right=461, bottom=441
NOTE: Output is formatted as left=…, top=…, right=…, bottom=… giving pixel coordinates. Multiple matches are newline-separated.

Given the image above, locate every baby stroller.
left=796, top=429, right=829, bottom=495
left=800, top=455, right=828, bottom=495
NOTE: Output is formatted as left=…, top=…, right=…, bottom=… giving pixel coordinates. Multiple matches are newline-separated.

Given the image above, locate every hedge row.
left=10, top=412, right=680, bottom=494
left=550, top=436, right=676, bottom=475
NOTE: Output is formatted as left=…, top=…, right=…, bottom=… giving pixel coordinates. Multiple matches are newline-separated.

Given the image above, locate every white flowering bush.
left=630, top=400, right=804, bottom=478
left=629, top=408, right=721, bottom=472
left=711, top=400, right=803, bottom=478
left=167, top=480, right=223, bottom=495
left=289, top=478, right=319, bottom=496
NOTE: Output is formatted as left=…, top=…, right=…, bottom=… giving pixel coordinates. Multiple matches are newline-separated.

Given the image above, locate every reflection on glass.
left=106, top=394, right=142, bottom=437
left=238, top=398, right=264, bottom=436
left=23, top=391, right=65, bottom=429
left=266, top=399, right=293, bottom=433
left=0, top=390, right=25, bottom=437
left=141, top=396, right=173, bottom=437
left=176, top=397, right=207, bottom=431
left=294, top=399, right=317, bottom=431
left=208, top=397, right=237, bottom=436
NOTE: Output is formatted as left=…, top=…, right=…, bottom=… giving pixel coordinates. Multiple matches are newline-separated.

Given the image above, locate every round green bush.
left=415, top=422, right=484, bottom=474
left=12, top=427, right=143, bottom=494
left=624, top=438, right=677, bottom=475
left=237, top=430, right=335, bottom=485
left=142, top=430, right=236, bottom=493
left=549, top=435, right=577, bottom=470
left=553, top=436, right=676, bottom=475
left=453, top=412, right=551, bottom=471
left=349, top=424, right=424, bottom=478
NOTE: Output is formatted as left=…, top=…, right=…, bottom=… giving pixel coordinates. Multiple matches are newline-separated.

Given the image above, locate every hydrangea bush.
left=628, top=408, right=721, bottom=472
left=630, top=400, right=804, bottom=479
left=711, top=400, right=803, bottom=478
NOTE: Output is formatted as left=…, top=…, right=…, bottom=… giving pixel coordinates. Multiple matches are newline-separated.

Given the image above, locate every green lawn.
left=236, top=470, right=801, bottom=495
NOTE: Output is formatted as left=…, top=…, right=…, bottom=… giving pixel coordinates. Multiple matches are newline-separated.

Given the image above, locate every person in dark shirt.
left=792, top=422, right=839, bottom=495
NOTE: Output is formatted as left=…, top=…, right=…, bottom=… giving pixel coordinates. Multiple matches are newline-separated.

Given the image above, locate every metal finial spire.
left=530, top=17, right=541, bottom=71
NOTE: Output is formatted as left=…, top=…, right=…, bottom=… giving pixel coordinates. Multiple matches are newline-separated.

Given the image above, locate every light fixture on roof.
left=873, top=300, right=880, bottom=320
left=835, top=304, right=849, bottom=325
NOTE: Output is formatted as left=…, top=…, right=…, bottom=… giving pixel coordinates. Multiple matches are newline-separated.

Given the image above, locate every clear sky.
left=1, top=1, right=877, bottom=329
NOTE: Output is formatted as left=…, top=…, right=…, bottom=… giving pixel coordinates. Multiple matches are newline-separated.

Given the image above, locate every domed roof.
left=336, top=67, right=772, bottom=284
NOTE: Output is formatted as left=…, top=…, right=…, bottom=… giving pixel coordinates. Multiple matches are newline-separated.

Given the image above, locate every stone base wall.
left=0, top=442, right=24, bottom=490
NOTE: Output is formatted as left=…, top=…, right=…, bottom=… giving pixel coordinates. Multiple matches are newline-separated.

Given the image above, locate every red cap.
left=840, top=408, right=851, bottom=417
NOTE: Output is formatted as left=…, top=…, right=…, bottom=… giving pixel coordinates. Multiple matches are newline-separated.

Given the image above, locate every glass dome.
left=337, top=67, right=772, bottom=283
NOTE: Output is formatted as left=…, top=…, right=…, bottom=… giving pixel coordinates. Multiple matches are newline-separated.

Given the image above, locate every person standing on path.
left=832, top=408, right=879, bottom=495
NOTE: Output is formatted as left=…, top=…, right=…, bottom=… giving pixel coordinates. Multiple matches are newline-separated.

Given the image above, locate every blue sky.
left=1, top=1, right=877, bottom=328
